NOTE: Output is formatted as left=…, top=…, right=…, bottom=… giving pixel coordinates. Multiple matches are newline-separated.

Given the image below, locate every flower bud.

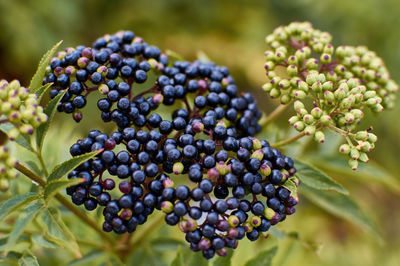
left=314, top=131, right=325, bottom=143
left=304, top=125, right=316, bottom=135
left=348, top=159, right=358, bottom=170
left=339, top=144, right=351, bottom=154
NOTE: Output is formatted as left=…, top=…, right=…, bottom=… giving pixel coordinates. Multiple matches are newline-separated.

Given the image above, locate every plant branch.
left=0, top=119, right=9, bottom=124
left=260, top=104, right=290, bottom=127
left=14, top=163, right=46, bottom=187
left=14, top=162, right=116, bottom=247
left=271, top=131, right=306, bottom=148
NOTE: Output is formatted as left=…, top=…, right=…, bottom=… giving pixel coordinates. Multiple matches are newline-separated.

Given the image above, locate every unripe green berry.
left=311, top=107, right=322, bottom=118
left=348, top=159, right=358, bottom=170
left=293, top=100, right=304, bottom=111
left=304, top=125, right=316, bottom=135
left=320, top=115, right=332, bottom=125
left=288, top=116, right=299, bottom=125
left=263, top=208, right=276, bottom=220
left=314, top=131, right=325, bottom=143
left=339, top=144, right=351, bottom=154
left=350, top=148, right=360, bottom=160
left=355, top=131, right=369, bottom=141
left=228, top=215, right=240, bottom=227
left=293, top=121, right=305, bottom=131
left=303, top=114, right=314, bottom=125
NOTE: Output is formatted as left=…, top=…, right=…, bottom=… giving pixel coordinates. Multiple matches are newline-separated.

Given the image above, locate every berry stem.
left=260, top=104, right=290, bottom=127
left=271, top=131, right=306, bottom=148
left=0, top=118, right=9, bottom=124
left=14, top=162, right=117, bottom=248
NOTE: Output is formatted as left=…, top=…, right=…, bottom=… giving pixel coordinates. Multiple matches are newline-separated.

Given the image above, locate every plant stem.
left=36, top=149, right=49, bottom=177
left=260, top=104, right=290, bottom=127
left=14, top=163, right=46, bottom=187
left=271, top=131, right=306, bottom=148
left=54, top=194, right=116, bottom=245
left=14, top=162, right=116, bottom=247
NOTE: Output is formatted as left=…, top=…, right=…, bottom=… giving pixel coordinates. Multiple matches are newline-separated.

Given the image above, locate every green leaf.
left=29, top=41, right=62, bottom=93
left=305, top=154, right=400, bottom=193
left=0, top=125, right=34, bottom=153
left=68, top=250, right=104, bottom=266
left=301, top=183, right=382, bottom=242
left=213, top=248, right=233, bottom=266
left=283, top=177, right=299, bottom=201
left=18, top=253, right=39, bottom=266
left=3, top=201, right=43, bottom=250
left=149, top=237, right=185, bottom=251
left=196, top=51, right=212, bottom=63
left=39, top=207, right=81, bottom=257
left=244, top=246, right=277, bottom=266
left=171, top=246, right=209, bottom=266
left=15, top=135, right=34, bottom=153
left=44, top=178, right=83, bottom=200
left=36, top=83, right=54, bottom=102
left=293, top=158, right=348, bottom=195
left=0, top=258, right=19, bottom=266
left=0, top=193, right=40, bottom=221
left=31, top=235, right=58, bottom=249
left=47, top=150, right=101, bottom=182
left=165, top=50, right=185, bottom=64
left=35, top=89, right=67, bottom=151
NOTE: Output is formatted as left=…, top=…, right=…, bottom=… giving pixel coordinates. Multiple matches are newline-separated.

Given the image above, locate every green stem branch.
left=14, top=162, right=116, bottom=247
left=271, top=131, right=306, bottom=148
left=260, top=104, right=290, bottom=127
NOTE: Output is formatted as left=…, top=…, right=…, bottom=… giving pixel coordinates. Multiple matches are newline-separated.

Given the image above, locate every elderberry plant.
left=0, top=22, right=397, bottom=265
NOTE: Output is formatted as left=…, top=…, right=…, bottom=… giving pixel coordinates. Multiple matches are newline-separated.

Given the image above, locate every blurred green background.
left=1, top=0, right=399, bottom=265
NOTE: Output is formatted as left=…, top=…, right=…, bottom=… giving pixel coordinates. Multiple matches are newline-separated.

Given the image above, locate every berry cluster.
left=42, top=30, right=167, bottom=122
left=262, top=22, right=398, bottom=169
left=0, top=79, right=48, bottom=140
left=58, top=31, right=298, bottom=259
left=0, top=144, right=18, bottom=191
left=67, top=127, right=298, bottom=259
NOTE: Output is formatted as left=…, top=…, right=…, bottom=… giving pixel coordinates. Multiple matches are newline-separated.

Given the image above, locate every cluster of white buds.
left=262, top=22, right=398, bottom=169
left=0, top=79, right=48, bottom=140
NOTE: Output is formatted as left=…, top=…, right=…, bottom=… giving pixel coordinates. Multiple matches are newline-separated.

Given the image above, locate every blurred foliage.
left=0, top=0, right=399, bottom=265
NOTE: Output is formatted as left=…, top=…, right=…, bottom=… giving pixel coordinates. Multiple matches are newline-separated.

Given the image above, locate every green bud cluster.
left=0, top=144, right=18, bottom=191
left=0, top=79, right=48, bottom=140
left=262, top=22, right=398, bottom=169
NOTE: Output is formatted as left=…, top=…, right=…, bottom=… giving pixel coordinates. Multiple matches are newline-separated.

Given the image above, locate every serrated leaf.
left=35, top=89, right=67, bottom=151
left=213, top=248, right=233, bottom=266
left=44, top=178, right=83, bottom=200
left=150, top=237, right=184, bottom=251
left=293, top=158, right=348, bottom=195
left=244, top=246, right=277, bottom=266
left=305, top=154, right=400, bottom=193
left=3, top=201, right=43, bottom=251
left=29, top=41, right=62, bottom=93
left=39, top=207, right=81, bottom=258
left=301, top=183, right=382, bottom=242
left=36, top=83, right=54, bottom=102
left=68, top=250, right=104, bottom=265
left=47, top=150, right=101, bottom=182
left=0, top=193, right=40, bottom=221
left=18, top=253, right=39, bottom=266
left=31, top=235, right=57, bottom=249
